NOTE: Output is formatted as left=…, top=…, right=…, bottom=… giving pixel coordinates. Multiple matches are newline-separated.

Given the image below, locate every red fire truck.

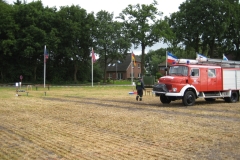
left=153, top=58, right=240, bottom=106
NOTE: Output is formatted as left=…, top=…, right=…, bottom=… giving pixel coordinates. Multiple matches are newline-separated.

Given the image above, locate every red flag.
left=92, top=48, right=96, bottom=63
left=132, top=52, right=136, bottom=66
left=44, top=45, right=48, bottom=63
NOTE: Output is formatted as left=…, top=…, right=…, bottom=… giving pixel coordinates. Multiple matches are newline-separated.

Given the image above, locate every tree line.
left=145, top=0, right=240, bottom=77
left=0, top=0, right=239, bottom=84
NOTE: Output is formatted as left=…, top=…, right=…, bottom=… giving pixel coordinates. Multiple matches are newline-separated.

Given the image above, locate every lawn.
left=0, top=86, right=240, bottom=159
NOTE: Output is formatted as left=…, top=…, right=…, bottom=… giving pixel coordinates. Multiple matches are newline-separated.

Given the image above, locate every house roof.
left=158, top=61, right=172, bottom=67
left=106, top=53, right=140, bottom=72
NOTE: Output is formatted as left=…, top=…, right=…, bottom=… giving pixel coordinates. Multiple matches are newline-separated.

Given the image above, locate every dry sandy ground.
left=0, top=86, right=240, bottom=160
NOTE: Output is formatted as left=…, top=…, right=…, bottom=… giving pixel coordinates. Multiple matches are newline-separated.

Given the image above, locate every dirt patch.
left=0, top=87, right=239, bottom=159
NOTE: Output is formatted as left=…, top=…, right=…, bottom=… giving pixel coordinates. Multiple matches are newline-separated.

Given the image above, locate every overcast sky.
left=7, top=0, right=186, bottom=55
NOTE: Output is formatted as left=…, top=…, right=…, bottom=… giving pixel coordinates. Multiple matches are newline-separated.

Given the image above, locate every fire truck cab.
left=153, top=59, right=240, bottom=106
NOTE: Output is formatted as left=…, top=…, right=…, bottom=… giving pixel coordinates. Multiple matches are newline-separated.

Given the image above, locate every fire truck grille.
left=153, top=83, right=169, bottom=92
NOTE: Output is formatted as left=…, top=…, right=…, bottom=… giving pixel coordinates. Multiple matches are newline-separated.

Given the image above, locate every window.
left=169, top=66, right=188, bottom=76
left=138, top=73, right=141, bottom=78
left=208, top=69, right=216, bottom=77
left=138, top=63, right=140, bottom=68
left=159, top=66, right=165, bottom=71
left=191, top=68, right=199, bottom=77
left=117, top=73, right=123, bottom=80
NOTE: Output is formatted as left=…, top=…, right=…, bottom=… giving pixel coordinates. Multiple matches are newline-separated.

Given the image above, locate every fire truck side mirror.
left=191, top=72, right=195, bottom=76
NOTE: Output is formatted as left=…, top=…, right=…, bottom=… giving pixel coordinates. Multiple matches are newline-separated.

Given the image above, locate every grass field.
left=0, top=86, right=240, bottom=160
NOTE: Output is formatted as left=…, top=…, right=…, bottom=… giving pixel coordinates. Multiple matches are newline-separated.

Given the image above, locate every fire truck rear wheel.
left=224, top=91, right=239, bottom=103
left=182, top=91, right=196, bottom=106
left=160, top=95, right=171, bottom=104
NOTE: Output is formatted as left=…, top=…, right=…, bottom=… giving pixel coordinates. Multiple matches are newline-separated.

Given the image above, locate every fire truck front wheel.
left=182, top=91, right=196, bottom=106
left=160, top=95, right=171, bottom=104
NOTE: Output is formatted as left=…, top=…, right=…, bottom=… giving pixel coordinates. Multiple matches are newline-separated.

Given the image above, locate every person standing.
left=136, top=78, right=145, bottom=101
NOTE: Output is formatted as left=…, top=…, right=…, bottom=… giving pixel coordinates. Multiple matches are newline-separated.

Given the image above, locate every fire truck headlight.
left=172, top=88, right=177, bottom=92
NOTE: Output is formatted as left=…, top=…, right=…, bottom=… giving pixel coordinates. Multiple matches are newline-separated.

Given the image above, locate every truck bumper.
left=152, top=91, right=183, bottom=97
left=166, top=92, right=183, bottom=96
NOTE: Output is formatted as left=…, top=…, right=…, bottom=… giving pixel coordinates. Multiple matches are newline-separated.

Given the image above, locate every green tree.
left=118, top=0, right=171, bottom=75
left=169, top=0, right=236, bottom=58
left=56, top=5, right=95, bottom=82
left=223, top=1, right=240, bottom=60
left=12, top=1, right=48, bottom=82
left=0, top=1, right=16, bottom=82
left=145, top=49, right=166, bottom=76
left=95, top=10, right=131, bottom=83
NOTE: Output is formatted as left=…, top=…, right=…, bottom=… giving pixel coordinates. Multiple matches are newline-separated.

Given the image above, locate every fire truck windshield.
left=169, top=66, right=188, bottom=76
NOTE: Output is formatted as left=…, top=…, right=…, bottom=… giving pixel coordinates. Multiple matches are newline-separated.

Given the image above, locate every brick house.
left=105, top=53, right=141, bottom=80
left=158, top=62, right=172, bottom=76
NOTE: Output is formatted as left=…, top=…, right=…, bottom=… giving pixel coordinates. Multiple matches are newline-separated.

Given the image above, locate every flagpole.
left=92, top=48, right=93, bottom=87
left=165, top=51, right=167, bottom=76
left=92, top=59, right=93, bottom=87
left=131, top=52, right=133, bottom=85
left=44, top=45, right=46, bottom=88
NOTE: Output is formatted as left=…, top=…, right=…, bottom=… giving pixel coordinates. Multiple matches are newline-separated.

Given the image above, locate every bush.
left=156, top=73, right=162, bottom=79
left=107, top=77, right=111, bottom=83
